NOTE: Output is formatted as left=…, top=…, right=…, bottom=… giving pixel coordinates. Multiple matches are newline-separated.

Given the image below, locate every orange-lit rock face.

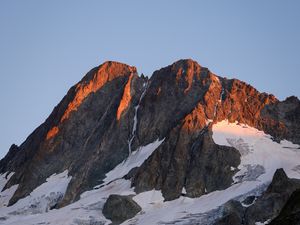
left=174, top=59, right=201, bottom=94
left=46, top=126, right=59, bottom=140
left=220, top=79, right=278, bottom=125
left=61, top=62, right=136, bottom=122
left=45, top=61, right=136, bottom=141
left=157, top=87, right=161, bottom=96
left=117, top=74, right=133, bottom=121
left=182, top=103, right=207, bottom=133
left=203, top=73, right=223, bottom=119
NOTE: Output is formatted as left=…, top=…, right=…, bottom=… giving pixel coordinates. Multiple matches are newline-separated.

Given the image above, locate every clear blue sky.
left=0, top=1, right=299, bottom=158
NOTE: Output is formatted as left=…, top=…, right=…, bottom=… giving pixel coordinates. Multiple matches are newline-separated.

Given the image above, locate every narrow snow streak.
left=128, top=81, right=149, bottom=155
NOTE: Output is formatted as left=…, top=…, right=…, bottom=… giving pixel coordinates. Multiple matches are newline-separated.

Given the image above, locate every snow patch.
left=103, top=139, right=164, bottom=185
left=0, top=170, right=71, bottom=217
left=255, top=219, right=271, bottom=225
left=0, top=185, right=18, bottom=208
left=0, top=178, right=132, bottom=225
left=0, top=172, right=18, bottom=208
left=212, top=120, right=300, bottom=183
left=0, top=172, right=14, bottom=192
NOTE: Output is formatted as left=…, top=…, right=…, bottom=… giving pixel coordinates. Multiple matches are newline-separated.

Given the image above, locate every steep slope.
left=0, top=59, right=300, bottom=225
left=0, top=61, right=147, bottom=206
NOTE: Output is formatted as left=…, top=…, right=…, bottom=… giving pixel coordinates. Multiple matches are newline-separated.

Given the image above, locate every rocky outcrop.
left=244, top=169, right=300, bottom=225
left=132, top=130, right=240, bottom=200
left=269, top=189, right=300, bottom=225
left=0, top=59, right=299, bottom=210
left=214, top=169, right=300, bottom=225
left=214, top=200, right=244, bottom=225
left=261, top=96, right=300, bottom=144
left=102, top=195, right=141, bottom=224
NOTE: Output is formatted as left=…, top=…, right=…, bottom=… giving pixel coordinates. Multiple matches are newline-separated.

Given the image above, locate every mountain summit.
left=0, top=59, right=300, bottom=225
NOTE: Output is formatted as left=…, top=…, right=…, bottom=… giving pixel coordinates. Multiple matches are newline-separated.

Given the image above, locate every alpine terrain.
left=0, top=59, right=300, bottom=225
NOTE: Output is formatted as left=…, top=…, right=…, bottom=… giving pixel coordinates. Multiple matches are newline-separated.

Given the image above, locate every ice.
left=212, top=120, right=300, bottom=183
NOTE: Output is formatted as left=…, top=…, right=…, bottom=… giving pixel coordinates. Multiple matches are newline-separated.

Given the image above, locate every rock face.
left=132, top=131, right=240, bottom=200
left=102, top=195, right=141, bottom=224
left=214, top=200, right=244, bottom=225
left=269, top=189, right=300, bottom=225
left=244, top=169, right=300, bottom=225
left=0, top=59, right=299, bottom=213
left=214, top=169, right=300, bottom=225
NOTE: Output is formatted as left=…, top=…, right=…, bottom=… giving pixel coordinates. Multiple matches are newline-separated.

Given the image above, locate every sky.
left=0, top=1, right=300, bottom=158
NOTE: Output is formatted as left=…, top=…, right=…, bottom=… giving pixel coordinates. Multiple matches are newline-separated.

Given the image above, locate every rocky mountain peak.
left=60, top=61, right=136, bottom=123
left=0, top=59, right=299, bottom=225
left=45, top=61, right=137, bottom=141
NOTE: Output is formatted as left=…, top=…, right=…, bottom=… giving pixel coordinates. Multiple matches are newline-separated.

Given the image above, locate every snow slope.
left=103, top=138, right=164, bottom=185
left=0, top=121, right=300, bottom=225
left=212, top=120, right=300, bottom=183
left=0, top=172, right=18, bottom=208
left=0, top=139, right=164, bottom=225
left=0, top=170, right=71, bottom=223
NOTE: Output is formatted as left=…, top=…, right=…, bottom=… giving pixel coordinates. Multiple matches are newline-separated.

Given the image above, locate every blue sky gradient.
left=0, top=0, right=300, bottom=157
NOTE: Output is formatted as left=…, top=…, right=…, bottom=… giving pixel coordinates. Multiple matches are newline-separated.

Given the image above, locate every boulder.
left=102, top=194, right=141, bottom=224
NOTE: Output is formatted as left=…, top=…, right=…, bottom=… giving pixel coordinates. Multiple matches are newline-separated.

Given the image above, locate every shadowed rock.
left=269, top=189, right=300, bottom=225
left=244, top=169, right=300, bottom=225
left=102, top=195, right=141, bottom=224
left=215, top=169, right=300, bottom=225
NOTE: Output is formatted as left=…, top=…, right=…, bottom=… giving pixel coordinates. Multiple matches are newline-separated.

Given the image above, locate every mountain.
left=0, top=59, right=300, bottom=225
